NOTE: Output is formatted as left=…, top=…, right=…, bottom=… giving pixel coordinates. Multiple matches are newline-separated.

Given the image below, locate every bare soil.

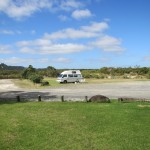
left=0, top=79, right=19, bottom=91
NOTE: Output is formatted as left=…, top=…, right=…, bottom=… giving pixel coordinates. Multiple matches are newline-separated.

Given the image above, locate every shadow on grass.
left=0, top=100, right=28, bottom=105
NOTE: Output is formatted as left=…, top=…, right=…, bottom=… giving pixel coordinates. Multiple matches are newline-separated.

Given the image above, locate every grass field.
left=0, top=101, right=150, bottom=150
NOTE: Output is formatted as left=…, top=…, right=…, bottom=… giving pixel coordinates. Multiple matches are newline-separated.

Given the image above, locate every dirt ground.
left=0, top=79, right=19, bottom=91
left=0, top=79, right=150, bottom=100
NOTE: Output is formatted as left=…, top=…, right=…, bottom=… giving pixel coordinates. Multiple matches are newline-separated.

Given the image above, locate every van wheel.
left=64, top=80, right=67, bottom=83
left=76, top=80, right=79, bottom=83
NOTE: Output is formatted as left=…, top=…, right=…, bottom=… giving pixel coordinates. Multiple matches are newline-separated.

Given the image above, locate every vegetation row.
left=1, top=63, right=150, bottom=85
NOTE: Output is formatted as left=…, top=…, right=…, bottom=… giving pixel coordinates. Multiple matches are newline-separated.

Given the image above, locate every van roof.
left=61, top=70, right=81, bottom=74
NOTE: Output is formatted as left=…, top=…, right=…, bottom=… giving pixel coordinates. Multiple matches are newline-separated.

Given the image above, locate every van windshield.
left=58, top=74, right=63, bottom=78
left=58, top=74, right=67, bottom=78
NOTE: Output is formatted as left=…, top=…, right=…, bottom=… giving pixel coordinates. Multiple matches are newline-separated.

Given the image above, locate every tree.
left=21, top=65, right=36, bottom=79
left=99, top=67, right=110, bottom=74
left=46, top=66, right=58, bottom=77
left=29, top=74, right=43, bottom=83
left=147, top=69, right=150, bottom=79
left=47, top=66, right=56, bottom=70
left=21, top=65, right=43, bottom=84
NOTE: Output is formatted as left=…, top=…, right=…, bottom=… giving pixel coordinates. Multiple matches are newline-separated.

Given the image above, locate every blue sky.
left=0, top=0, right=150, bottom=69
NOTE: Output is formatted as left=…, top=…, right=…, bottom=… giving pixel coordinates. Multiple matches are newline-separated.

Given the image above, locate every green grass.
left=0, top=101, right=150, bottom=150
left=43, top=77, right=63, bottom=87
left=43, top=77, right=82, bottom=87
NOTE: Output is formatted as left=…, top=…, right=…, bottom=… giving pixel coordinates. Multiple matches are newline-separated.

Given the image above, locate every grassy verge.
left=43, top=77, right=64, bottom=87
left=0, top=101, right=150, bottom=150
left=13, top=78, right=63, bottom=89
left=13, top=78, right=79, bottom=89
left=13, top=79, right=41, bottom=89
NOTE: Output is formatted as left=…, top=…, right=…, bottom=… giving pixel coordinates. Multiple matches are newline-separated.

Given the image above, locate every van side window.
left=68, top=74, right=73, bottom=77
left=63, top=74, right=67, bottom=78
left=74, top=74, right=78, bottom=77
left=77, top=74, right=81, bottom=77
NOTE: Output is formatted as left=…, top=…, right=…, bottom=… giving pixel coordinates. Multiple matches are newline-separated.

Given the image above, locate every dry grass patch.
left=138, top=104, right=150, bottom=108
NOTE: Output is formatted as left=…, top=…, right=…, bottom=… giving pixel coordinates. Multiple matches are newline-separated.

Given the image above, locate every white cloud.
left=72, top=9, right=93, bottom=19
left=17, top=39, right=52, bottom=47
left=0, top=29, right=22, bottom=35
left=16, top=21, right=124, bottom=55
left=0, top=57, right=50, bottom=65
left=0, top=45, right=13, bottom=54
left=52, top=57, right=71, bottom=63
left=0, top=30, right=14, bottom=35
left=0, top=0, right=84, bottom=20
left=91, top=35, right=124, bottom=52
left=59, top=0, right=83, bottom=11
left=143, top=56, right=150, bottom=61
left=44, top=21, right=108, bottom=40
left=58, top=15, right=69, bottom=21
left=0, top=57, right=33, bottom=64
left=0, top=57, right=71, bottom=65
left=19, top=43, right=87, bottom=54
left=0, top=0, right=9, bottom=8
left=81, top=22, right=109, bottom=32
left=44, top=28, right=97, bottom=40
left=0, top=0, right=52, bottom=19
left=19, top=47, right=36, bottom=54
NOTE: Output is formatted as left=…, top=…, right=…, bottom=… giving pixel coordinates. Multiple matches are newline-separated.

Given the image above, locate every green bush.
left=29, top=74, right=43, bottom=83
left=21, top=65, right=44, bottom=84
left=0, top=70, right=22, bottom=79
left=21, top=65, right=36, bottom=79
left=147, top=70, right=150, bottom=79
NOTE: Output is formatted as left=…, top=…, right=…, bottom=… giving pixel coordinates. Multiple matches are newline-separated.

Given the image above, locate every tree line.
left=1, top=63, right=150, bottom=83
left=81, top=67, right=150, bottom=79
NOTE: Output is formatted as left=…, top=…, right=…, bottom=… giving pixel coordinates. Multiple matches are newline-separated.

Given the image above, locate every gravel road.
left=0, top=79, right=150, bottom=100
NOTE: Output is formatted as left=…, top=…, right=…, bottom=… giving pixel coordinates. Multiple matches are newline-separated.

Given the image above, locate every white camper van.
left=57, top=70, right=84, bottom=83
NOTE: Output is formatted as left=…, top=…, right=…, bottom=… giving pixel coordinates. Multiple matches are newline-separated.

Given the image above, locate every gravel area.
left=0, top=79, right=150, bottom=101
left=0, top=79, right=19, bottom=90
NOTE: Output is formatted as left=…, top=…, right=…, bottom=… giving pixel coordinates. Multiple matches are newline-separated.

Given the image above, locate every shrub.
left=147, top=69, right=150, bottom=79
left=123, top=75, right=129, bottom=79
left=29, top=74, right=43, bottom=83
left=21, top=65, right=36, bottom=79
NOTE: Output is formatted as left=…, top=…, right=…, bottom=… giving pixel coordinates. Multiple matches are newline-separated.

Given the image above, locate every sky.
left=0, top=0, right=150, bottom=69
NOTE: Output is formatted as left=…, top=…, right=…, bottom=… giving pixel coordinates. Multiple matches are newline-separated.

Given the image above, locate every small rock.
left=41, top=81, right=49, bottom=86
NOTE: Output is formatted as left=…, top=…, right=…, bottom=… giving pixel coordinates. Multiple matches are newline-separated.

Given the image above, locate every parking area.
left=0, top=79, right=150, bottom=100
left=46, top=81, right=150, bottom=99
